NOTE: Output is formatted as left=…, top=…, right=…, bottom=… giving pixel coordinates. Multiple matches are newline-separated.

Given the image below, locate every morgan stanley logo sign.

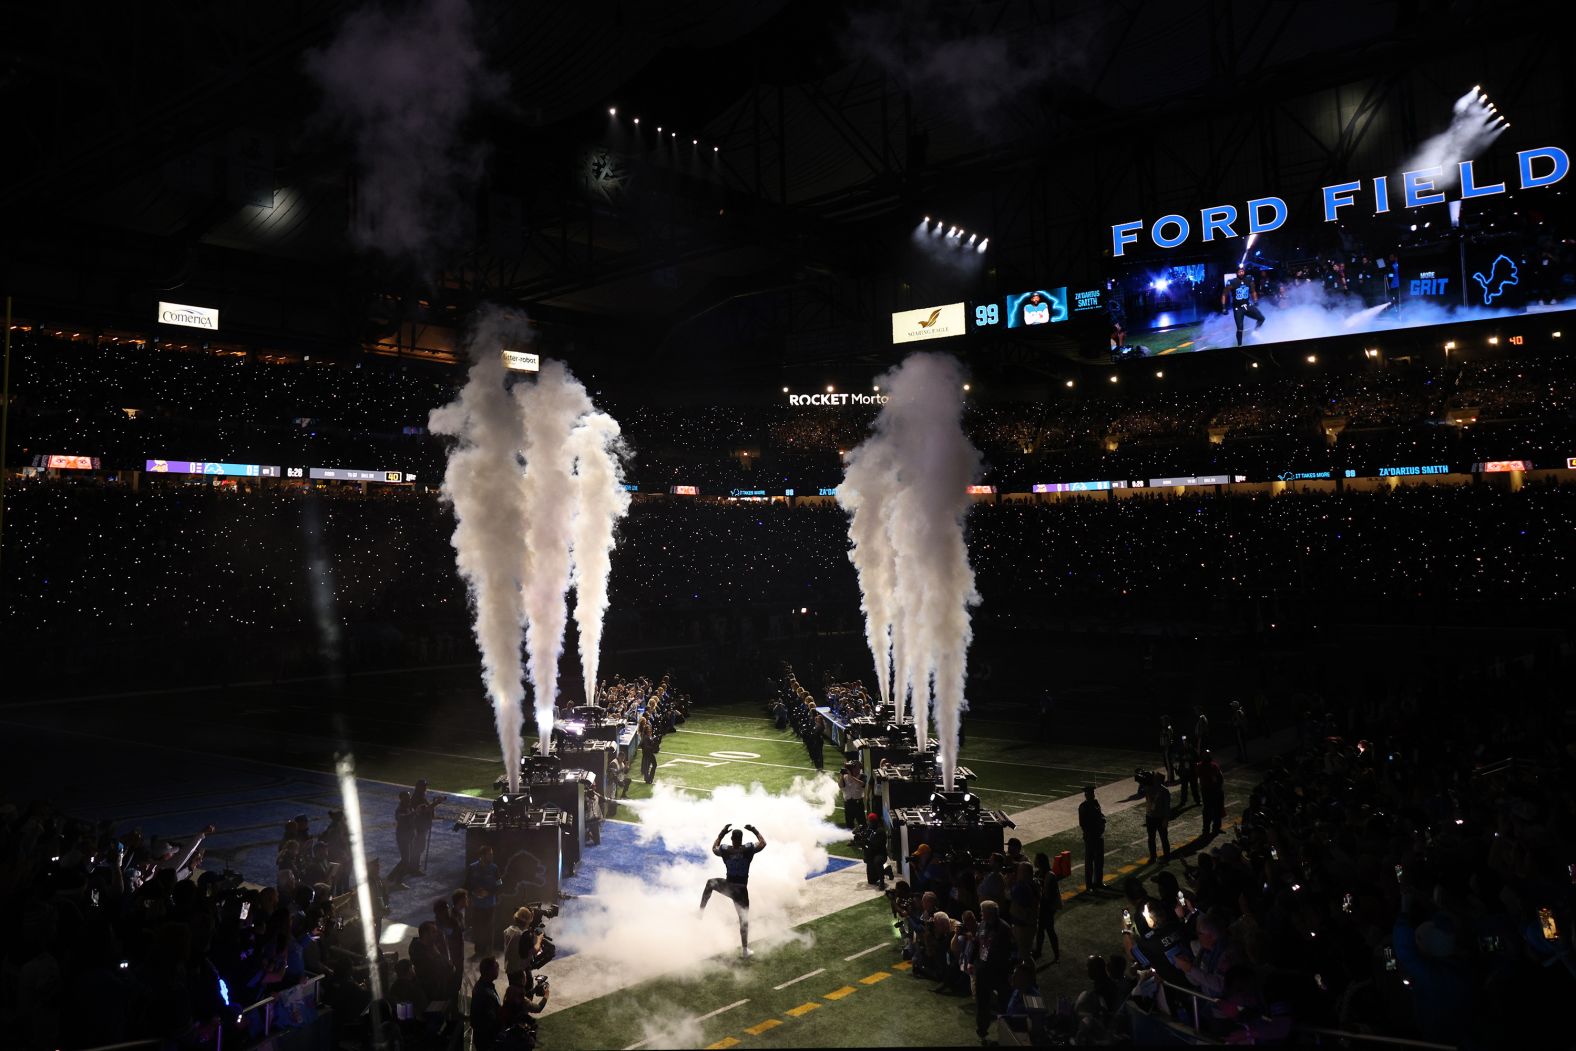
left=158, top=301, right=220, bottom=331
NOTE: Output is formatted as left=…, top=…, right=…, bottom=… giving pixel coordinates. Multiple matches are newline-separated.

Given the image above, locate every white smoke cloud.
left=844, top=6, right=1082, bottom=132
left=517, top=363, right=593, bottom=755
left=551, top=777, right=842, bottom=997
left=430, top=309, right=533, bottom=793
left=567, top=413, right=632, bottom=704
left=631, top=1014, right=705, bottom=1050
left=838, top=353, right=982, bottom=788
left=1403, top=88, right=1507, bottom=193
left=305, top=0, right=502, bottom=263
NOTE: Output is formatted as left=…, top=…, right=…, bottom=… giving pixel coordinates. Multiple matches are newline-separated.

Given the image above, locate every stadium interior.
left=4, top=2, right=1576, bottom=1050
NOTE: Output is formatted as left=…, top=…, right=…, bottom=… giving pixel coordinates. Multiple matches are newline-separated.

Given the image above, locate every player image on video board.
left=1006, top=288, right=1068, bottom=328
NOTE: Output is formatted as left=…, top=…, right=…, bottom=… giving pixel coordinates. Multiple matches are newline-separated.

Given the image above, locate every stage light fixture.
left=782, top=386, right=789, bottom=393
left=963, top=383, right=971, bottom=391
left=1306, top=354, right=1317, bottom=363
left=967, top=233, right=977, bottom=245
left=977, top=238, right=988, bottom=252
left=713, top=146, right=718, bottom=152
left=1109, top=375, right=1118, bottom=383
left=693, top=139, right=698, bottom=145
left=1065, top=379, right=1075, bottom=387
left=873, top=384, right=880, bottom=392
left=1554, top=331, right=1563, bottom=338
left=923, top=216, right=930, bottom=223
left=1488, top=336, right=1499, bottom=345
left=826, top=385, right=834, bottom=393
left=1155, top=370, right=1164, bottom=378
left=608, top=107, right=616, bottom=116
left=633, top=117, right=640, bottom=124
left=1251, top=362, right=1260, bottom=368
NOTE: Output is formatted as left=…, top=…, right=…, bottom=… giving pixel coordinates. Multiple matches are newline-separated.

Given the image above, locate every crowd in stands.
left=0, top=803, right=338, bottom=1047
left=0, top=789, right=558, bottom=1051
left=12, top=328, right=1576, bottom=497
left=1060, top=658, right=1575, bottom=1048
left=7, top=478, right=1576, bottom=692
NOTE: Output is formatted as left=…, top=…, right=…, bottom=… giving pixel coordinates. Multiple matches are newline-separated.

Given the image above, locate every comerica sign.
left=157, top=301, right=220, bottom=331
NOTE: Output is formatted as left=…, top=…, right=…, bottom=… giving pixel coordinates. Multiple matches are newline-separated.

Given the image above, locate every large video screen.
left=1100, top=129, right=1574, bottom=358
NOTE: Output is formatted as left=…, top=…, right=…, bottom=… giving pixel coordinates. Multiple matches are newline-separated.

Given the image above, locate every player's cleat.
left=741, top=947, right=753, bottom=960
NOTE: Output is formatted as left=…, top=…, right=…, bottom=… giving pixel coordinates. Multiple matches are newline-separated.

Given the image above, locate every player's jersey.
left=719, top=843, right=760, bottom=883
left=1023, top=300, right=1050, bottom=324
left=1231, top=278, right=1254, bottom=305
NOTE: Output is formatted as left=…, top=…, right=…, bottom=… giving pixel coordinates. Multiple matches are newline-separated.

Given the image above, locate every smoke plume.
left=430, top=310, right=533, bottom=792
left=1402, top=88, right=1507, bottom=194
left=517, top=363, right=593, bottom=755
left=567, top=413, right=632, bottom=704
left=836, top=443, right=898, bottom=711
left=550, top=777, right=842, bottom=997
left=838, top=353, right=982, bottom=788
left=305, top=0, right=502, bottom=263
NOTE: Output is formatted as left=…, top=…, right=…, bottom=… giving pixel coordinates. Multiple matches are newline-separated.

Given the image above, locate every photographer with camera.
left=411, top=780, right=446, bottom=873
left=495, top=973, right=549, bottom=1051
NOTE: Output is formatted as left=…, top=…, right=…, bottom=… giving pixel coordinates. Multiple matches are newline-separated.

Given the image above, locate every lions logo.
left=1471, top=254, right=1519, bottom=305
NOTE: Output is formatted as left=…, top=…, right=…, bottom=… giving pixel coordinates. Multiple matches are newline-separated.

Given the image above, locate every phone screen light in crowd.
left=1155, top=370, right=1164, bottom=378
left=1554, top=331, right=1563, bottom=338
left=1109, top=375, right=1118, bottom=383
left=1251, top=361, right=1259, bottom=368
left=826, top=385, right=834, bottom=393
left=1306, top=354, right=1318, bottom=364
left=1455, top=818, right=1464, bottom=825
left=963, top=383, right=971, bottom=391
left=119, top=961, right=129, bottom=970
left=781, top=386, right=789, bottom=393
left=1488, top=336, right=1500, bottom=345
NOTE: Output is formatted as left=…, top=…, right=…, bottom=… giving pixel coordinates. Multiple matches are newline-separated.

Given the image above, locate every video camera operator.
left=502, top=903, right=558, bottom=981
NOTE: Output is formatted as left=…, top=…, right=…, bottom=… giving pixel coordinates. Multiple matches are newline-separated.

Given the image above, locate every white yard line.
left=843, top=942, right=889, bottom=961
left=697, top=998, right=750, bottom=1021
left=773, top=968, right=826, bottom=990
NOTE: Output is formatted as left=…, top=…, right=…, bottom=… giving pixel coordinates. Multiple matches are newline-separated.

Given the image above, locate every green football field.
left=3, top=667, right=1269, bottom=1049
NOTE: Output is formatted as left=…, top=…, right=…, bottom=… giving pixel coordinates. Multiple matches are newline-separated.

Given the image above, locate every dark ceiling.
left=1, top=0, right=1568, bottom=386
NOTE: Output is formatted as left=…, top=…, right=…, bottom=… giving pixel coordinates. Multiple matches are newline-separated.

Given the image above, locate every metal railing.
left=223, top=973, right=325, bottom=1049
left=1298, top=1025, right=1456, bottom=1049
left=1160, top=979, right=1219, bottom=1034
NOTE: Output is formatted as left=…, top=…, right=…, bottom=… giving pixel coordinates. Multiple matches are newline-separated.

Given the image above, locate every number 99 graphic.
left=974, top=302, right=1000, bottom=327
